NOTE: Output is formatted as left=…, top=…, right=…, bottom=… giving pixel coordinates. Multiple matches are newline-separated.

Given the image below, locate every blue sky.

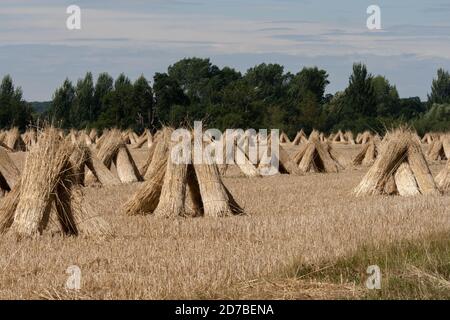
left=1, top=0, right=450, bottom=100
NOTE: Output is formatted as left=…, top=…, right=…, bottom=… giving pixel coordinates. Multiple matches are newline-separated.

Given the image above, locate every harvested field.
left=0, top=143, right=448, bottom=299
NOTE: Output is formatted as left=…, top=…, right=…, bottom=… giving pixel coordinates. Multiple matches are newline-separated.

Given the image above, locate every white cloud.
left=1, top=4, right=450, bottom=59
left=1, top=1, right=450, bottom=100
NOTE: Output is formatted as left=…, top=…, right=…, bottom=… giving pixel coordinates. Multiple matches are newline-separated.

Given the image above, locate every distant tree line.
left=0, top=75, right=33, bottom=130
left=1, top=58, right=450, bottom=135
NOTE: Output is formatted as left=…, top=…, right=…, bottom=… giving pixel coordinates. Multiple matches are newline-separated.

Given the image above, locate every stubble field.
left=0, top=144, right=449, bottom=299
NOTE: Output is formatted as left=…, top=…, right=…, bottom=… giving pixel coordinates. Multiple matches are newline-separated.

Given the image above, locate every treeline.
left=1, top=58, right=450, bottom=135
left=0, top=76, right=34, bottom=130
left=47, top=73, right=154, bottom=130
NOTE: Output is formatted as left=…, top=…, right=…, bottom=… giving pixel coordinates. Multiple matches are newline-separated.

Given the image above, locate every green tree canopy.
left=95, top=74, right=135, bottom=129
left=72, top=72, right=94, bottom=127
left=428, top=68, right=450, bottom=106
left=343, top=63, right=376, bottom=117
left=167, top=57, right=220, bottom=104
left=49, top=78, right=75, bottom=127
left=93, top=72, right=114, bottom=119
left=17, top=58, right=450, bottom=134
left=244, top=63, right=288, bottom=104
left=0, top=76, right=33, bottom=129
left=153, top=72, right=189, bottom=126
left=372, top=75, right=400, bottom=117
left=133, top=75, right=154, bottom=129
left=289, top=67, right=330, bottom=104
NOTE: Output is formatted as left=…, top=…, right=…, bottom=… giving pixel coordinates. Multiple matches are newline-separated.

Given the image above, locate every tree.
left=428, top=68, right=450, bottom=106
left=98, top=74, right=134, bottom=128
left=289, top=67, right=330, bottom=104
left=286, top=67, right=329, bottom=133
left=49, top=78, right=76, bottom=127
left=72, top=72, right=94, bottom=127
left=10, top=86, right=33, bottom=129
left=263, top=105, right=287, bottom=133
left=414, top=103, right=450, bottom=134
left=204, top=66, right=241, bottom=105
left=343, top=63, right=377, bottom=117
left=133, top=75, right=154, bottom=129
left=167, top=57, right=220, bottom=104
left=323, top=91, right=345, bottom=131
left=0, top=76, right=33, bottom=129
left=372, top=75, right=399, bottom=117
left=397, top=97, right=425, bottom=120
left=243, top=63, right=288, bottom=104
left=213, top=79, right=258, bottom=129
left=153, top=72, right=189, bottom=125
left=0, top=76, right=15, bottom=127
left=93, top=73, right=114, bottom=119
left=298, top=91, right=323, bottom=132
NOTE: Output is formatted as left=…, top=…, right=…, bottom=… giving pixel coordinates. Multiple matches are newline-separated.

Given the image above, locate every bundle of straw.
left=11, top=128, right=73, bottom=236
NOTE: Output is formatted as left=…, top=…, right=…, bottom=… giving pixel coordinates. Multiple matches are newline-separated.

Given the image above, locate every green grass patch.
left=289, top=233, right=450, bottom=299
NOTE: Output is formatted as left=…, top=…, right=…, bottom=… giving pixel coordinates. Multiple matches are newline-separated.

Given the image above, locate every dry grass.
left=0, top=144, right=448, bottom=299
left=287, top=231, right=450, bottom=299
left=10, top=129, right=73, bottom=236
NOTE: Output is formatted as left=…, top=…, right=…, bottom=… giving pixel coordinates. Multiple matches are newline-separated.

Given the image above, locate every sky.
left=1, top=0, right=450, bottom=101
